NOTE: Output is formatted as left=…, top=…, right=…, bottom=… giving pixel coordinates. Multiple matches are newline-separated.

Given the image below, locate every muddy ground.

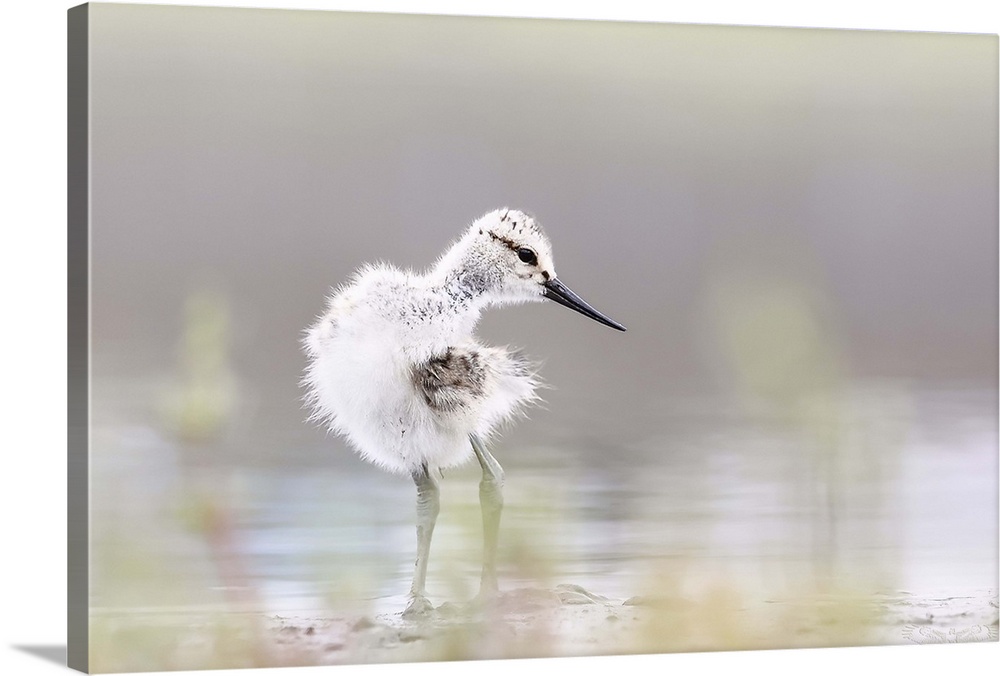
left=261, top=585, right=999, bottom=667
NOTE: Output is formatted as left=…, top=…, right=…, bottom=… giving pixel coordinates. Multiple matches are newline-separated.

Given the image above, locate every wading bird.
left=303, top=208, right=625, bottom=616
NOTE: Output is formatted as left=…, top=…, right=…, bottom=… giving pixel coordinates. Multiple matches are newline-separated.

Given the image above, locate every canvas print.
left=68, top=3, right=999, bottom=672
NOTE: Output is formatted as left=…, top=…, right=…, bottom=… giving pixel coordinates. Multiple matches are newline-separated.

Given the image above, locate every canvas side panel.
left=67, top=3, right=90, bottom=673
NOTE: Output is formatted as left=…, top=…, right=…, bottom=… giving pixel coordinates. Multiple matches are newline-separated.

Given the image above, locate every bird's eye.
left=517, top=248, right=537, bottom=265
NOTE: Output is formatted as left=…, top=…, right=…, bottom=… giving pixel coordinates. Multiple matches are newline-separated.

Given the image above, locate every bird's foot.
left=402, top=593, right=435, bottom=619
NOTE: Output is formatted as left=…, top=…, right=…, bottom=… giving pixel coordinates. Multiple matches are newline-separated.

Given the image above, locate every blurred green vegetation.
left=159, top=290, right=238, bottom=444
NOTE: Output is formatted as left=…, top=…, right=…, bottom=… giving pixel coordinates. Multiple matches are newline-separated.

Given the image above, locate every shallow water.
left=86, top=382, right=999, bottom=670
left=89, top=383, right=997, bottom=627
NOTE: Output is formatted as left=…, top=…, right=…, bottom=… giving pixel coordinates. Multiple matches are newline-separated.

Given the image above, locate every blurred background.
left=85, top=3, right=997, bottom=669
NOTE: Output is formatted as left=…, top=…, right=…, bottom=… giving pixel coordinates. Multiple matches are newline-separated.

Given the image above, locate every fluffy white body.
left=303, top=209, right=550, bottom=474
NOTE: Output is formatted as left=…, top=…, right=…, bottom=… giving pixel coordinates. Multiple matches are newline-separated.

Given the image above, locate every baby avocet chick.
left=303, top=208, right=625, bottom=616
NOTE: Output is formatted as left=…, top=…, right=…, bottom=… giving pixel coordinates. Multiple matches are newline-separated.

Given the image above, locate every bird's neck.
left=437, top=267, right=492, bottom=306
left=430, top=236, right=502, bottom=312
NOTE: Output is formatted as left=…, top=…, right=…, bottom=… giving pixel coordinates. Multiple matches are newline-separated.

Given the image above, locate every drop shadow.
left=11, top=645, right=66, bottom=667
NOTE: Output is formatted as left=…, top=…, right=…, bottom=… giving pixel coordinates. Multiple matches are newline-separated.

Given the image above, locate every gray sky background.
left=88, top=4, right=998, bottom=450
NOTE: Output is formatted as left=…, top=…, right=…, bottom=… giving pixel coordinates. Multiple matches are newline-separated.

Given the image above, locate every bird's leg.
left=404, top=464, right=439, bottom=617
left=470, top=434, right=504, bottom=599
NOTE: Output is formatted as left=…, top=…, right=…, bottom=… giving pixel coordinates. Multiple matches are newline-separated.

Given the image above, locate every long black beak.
left=543, top=278, right=627, bottom=331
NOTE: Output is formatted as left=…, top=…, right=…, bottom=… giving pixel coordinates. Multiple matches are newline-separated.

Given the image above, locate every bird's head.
left=442, top=208, right=626, bottom=331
